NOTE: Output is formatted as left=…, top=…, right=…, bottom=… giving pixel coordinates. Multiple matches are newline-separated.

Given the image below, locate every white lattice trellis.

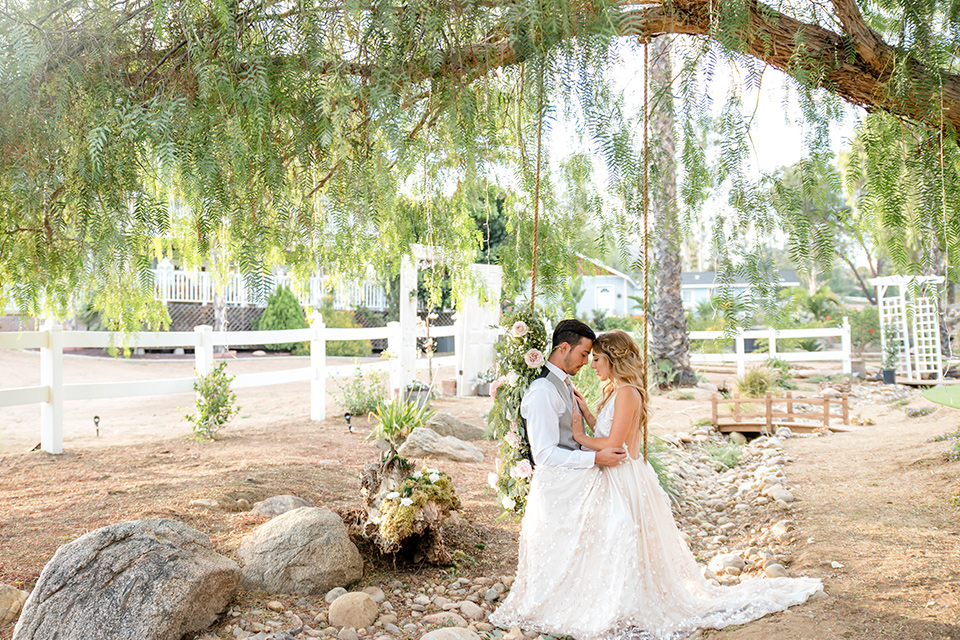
left=869, top=275, right=944, bottom=381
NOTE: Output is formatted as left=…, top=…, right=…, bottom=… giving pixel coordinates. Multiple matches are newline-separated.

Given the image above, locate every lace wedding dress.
left=490, top=390, right=823, bottom=640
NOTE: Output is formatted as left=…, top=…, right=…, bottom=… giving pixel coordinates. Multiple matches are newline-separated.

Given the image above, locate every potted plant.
left=404, top=380, right=433, bottom=408
left=476, top=369, right=496, bottom=396
left=882, top=323, right=900, bottom=384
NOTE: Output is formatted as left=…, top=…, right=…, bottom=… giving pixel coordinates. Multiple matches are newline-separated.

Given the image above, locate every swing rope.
left=641, top=40, right=650, bottom=462
left=530, top=65, right=544, bottom=311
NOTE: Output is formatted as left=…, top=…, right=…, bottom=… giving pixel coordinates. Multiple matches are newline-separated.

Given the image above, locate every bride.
left=491, top=329, right=822, bottom=640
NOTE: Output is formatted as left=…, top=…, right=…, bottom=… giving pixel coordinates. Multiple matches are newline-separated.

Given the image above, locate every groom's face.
left=560, top=337, right=593, bottom=375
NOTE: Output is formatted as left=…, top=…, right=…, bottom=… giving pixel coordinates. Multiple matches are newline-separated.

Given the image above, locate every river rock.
left=457, top=600, right=484, bottom=620
left=329, top=592, right=378, bottom=629
left=420, top=611, right=468, bottom=627
left=764, top=563, right=789, bottom=578
left=728, top=432, right=748, bottom=445
left=362, top=586, right=386, bottom=603
left=397, top=428, right=485, bottom=463
left=12, top=519, right=239, bottom=640
left=770, top=489, right=795, bottom=503
left=238, top=507, right=362, bottom=595
left=326, top=587, right=348, bottom=603
left=0, top=585, right=28, bottom=626
left=771, top=519, right=795, bottom=541
left=708, top=553, right=746, bottom=575
left=426, top=414, right=485, bottom=441
left=420, top=629, right=482, bottom=640
left=252, top=495, right=313, bottom=518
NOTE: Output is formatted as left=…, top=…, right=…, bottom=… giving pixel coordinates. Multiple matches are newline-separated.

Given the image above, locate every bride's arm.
left=572, top=388, right=641, bottom=451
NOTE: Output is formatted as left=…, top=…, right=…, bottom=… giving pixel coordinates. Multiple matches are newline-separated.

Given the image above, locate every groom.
left=520, top=319, right=626, bottom=468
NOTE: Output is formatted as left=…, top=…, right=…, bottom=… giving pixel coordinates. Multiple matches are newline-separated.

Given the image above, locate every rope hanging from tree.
left=530, top=65, right=544, bottom=311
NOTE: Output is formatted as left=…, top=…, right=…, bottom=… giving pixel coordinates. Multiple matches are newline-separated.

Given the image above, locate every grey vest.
left=533, top=367, right=580, bottom=453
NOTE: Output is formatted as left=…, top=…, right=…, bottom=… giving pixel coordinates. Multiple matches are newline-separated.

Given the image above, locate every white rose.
left=385, top=491, right=400, bottom=500
left=502, top=495, right=516, bottom=510
left=429, top=473, right=440, bottom=483
left=506, top=371, right=520, bottom=386
left=400, top=497, right=414, bottom=507
left=487, top=472, right=499, bottom=488
left=511, top=321, right=529, bottom=338
left=412, top=471, right=423, bottom=479
left=425, top=468, right=439, bottom=475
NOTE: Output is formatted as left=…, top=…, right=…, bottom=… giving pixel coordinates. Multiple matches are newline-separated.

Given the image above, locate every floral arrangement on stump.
left=486, top=308, right=549, bottom=516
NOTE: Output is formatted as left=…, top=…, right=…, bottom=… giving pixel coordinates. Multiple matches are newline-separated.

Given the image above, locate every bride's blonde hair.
left=593, top=330, right=651, bottom=460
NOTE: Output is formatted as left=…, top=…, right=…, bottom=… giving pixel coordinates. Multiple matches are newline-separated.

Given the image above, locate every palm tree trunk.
left=649, top=37, right=697, bottom=387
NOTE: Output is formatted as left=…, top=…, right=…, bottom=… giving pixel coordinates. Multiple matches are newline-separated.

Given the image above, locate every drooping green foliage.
left=3, top=0, right=960, bottom=330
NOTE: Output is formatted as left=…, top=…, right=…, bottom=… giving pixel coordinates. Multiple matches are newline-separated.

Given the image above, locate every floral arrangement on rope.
left=486, top=308, right=549, bottom=516
left=378, top=466, right=460, bottom=544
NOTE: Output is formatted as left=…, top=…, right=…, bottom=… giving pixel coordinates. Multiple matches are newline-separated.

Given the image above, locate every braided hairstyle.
left=593, top=330, right=651, bottom=461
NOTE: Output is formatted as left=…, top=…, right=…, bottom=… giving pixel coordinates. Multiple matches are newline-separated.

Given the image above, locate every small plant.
left=701, top=438, right=743, bottom=470
left=654, top=359, right=681, bottom=388
left=477, top=369, right=497, bottom=384
left=795, top=337, right=823, bottom=352
left=764, top=357, right=796, bottom=389
left=737, top=367, right=776, bottom=397
left=904, top=406, right=936, bottom=418
left=184, top=362, right=240, bottom=440
left=368, top=398, right=436, bottom=448
left=939, top=430, right=960, bottom=461
left=882, top=324, right=900, bottom=370
left=334, top=366, right=386, bottom=415
left=847, top=307, right=880, bottom=358
left=691, top=417, right=714, bottom=429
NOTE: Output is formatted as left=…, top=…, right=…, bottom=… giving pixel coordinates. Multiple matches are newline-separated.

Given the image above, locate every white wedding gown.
left=490, top=391, right=823, bottom=640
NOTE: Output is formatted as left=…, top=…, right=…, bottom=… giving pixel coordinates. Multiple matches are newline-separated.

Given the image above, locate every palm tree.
left=648, top=37, right=697, bottom=387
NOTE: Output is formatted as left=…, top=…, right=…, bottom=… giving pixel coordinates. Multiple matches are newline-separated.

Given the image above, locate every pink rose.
left=514, top=459, right=534, bottom=479
left=490, top=379, right=501, bottom=398
left=504, top=431, right=521, bottom=448
left=511, top=321, right=529, bottom=338
left=524, top=349, right=545, bottom=368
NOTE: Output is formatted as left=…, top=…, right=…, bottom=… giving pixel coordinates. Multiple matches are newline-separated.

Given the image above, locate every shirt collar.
left=544, top=360, right=568, bottom=381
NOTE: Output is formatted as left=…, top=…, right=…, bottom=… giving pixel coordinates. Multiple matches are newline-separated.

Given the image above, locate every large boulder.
left=397, top=428, right=484, bottom=463
left=0, top=584, right=28, bottom=626
left=251, top=494, right=313, bottom=518
left=425, top=414, right=484, bottom=441
left=238, top=507, right=362, bottom=595
left=12, top=519, right=239, bottom=640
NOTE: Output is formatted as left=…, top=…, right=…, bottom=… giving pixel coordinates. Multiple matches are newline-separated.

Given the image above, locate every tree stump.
left=342, top=455, right=460, bottom=565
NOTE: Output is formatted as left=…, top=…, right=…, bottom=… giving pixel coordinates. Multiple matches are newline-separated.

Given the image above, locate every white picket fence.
left=0, top=315, right=456, bottom=454
left=688, top=319, right=852, bottom=377
left=152, top=268, right=388, bottom=310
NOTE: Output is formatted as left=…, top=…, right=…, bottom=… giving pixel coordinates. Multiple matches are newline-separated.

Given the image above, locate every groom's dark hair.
left=552, top=319, right=596, bottom=350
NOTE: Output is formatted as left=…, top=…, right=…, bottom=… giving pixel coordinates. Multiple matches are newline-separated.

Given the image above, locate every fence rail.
left=688, top=320, right=851, bottom=377
left=0, top=315, right=464, bottom=454
left=152, top=268, right=389, bottom=311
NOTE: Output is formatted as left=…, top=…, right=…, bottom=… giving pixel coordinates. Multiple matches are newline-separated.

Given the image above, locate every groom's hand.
left=595, top=447, right=627, bottom=467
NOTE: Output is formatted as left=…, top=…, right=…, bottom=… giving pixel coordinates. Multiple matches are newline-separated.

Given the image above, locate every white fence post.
left=735, top=332, right=746, bottom=378
left=195, top=325, right=213, bottom=376
left=399, top=255, right=418, bottom=390
left=768, top=328, right=777, bottom=360
left=310, top=312, right=326, bottom=421
left=40, top=318, right=63, bottom=454
left=841, top=317, right=852, bottom=374
left=387, top=321, right=403, bottom=399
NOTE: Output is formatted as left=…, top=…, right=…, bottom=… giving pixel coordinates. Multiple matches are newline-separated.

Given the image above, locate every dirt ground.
left=1, top=350, right=959, bottom=640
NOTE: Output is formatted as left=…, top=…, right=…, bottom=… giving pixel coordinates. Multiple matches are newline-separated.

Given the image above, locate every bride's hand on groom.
left=571, top=388, right=595, bottom=427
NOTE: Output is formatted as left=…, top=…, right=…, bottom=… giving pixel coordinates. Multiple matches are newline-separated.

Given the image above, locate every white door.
left=596, top=285, right=615, bottom=312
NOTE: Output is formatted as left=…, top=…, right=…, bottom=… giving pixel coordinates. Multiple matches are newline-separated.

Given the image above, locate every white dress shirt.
left=520, top=361, right=596, bottom=468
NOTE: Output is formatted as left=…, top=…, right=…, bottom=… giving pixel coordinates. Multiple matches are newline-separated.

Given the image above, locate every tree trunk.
left=649, top=37, right=697, bottom=388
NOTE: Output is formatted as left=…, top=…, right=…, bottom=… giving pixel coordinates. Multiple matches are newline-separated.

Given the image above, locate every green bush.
left=319, top=298, right=371, bottom=358
left=846, top=306, right=879, bottom=358
left=368, top=398, right=436, bottom=448
left=255, top=286, right=308, bottom=351
left=764, top=357, right=796, bottom=389
left=736, top=367, right=776, bottom=397
left=334, top=367, right=386, bottom=414
left=184, top=362, right=240, bottom=440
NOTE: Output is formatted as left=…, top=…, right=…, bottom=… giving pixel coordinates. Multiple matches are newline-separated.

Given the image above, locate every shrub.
left=846, top=306, right=879, bottom=358
left=184, top=362, right=240, bottom=440
left=736, top=367, right=775, bottom=397
left=368, top=398, right=436, bottom=448
left=255, top=286, right=308, bottom=351
left=700, top=439, right=743, bottom=470
left=334, top=367, right=386, bottom=415
left=764, top=357, right=796, bottom=389
left=319, top=298, right=371, bottom=358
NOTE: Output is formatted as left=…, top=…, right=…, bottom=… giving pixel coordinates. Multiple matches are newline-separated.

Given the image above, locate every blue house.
left=680, top=270, right=800, bottom=309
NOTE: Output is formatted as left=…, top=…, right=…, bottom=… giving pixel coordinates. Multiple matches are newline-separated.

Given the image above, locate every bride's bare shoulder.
left=614, top=386, right=642, bottom=408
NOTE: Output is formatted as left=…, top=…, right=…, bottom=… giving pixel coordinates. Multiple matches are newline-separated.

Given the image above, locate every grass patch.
left=700, top=438, right=743, bottom=471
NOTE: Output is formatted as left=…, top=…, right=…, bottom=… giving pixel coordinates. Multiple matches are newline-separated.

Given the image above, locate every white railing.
left=152, top=269, right=388, bottom=311
left=688, top=319, right=851, bottom=377
left=1, top=317, right=461, bottom=455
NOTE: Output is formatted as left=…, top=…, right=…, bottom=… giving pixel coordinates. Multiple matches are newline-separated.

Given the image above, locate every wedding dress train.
left=490, top=391, right=823, bottom=640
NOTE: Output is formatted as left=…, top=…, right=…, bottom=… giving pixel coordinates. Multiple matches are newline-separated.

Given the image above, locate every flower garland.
left=487, top=308, right=549, bottom=516
left=378, top=466, right=460, bottom=543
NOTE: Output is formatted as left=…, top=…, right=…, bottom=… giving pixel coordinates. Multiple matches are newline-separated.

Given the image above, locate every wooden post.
left=711, top=393, right=719, bottom=427
left=842, top=393, right=849, bottom=425
left=785, top=391, right=793, bottom=423
left=822, top=396, right=831, bottom=429
left=309, top=312, right=326, bottom=421
left=765, top=391, right=773, bottom=434
left=40, top=318, right=64, bottom=454
left=733, top=390, right=741, bottom=422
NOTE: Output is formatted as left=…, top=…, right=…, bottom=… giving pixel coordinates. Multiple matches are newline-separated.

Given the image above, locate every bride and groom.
left=490, top=319, right=823, bottom=640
